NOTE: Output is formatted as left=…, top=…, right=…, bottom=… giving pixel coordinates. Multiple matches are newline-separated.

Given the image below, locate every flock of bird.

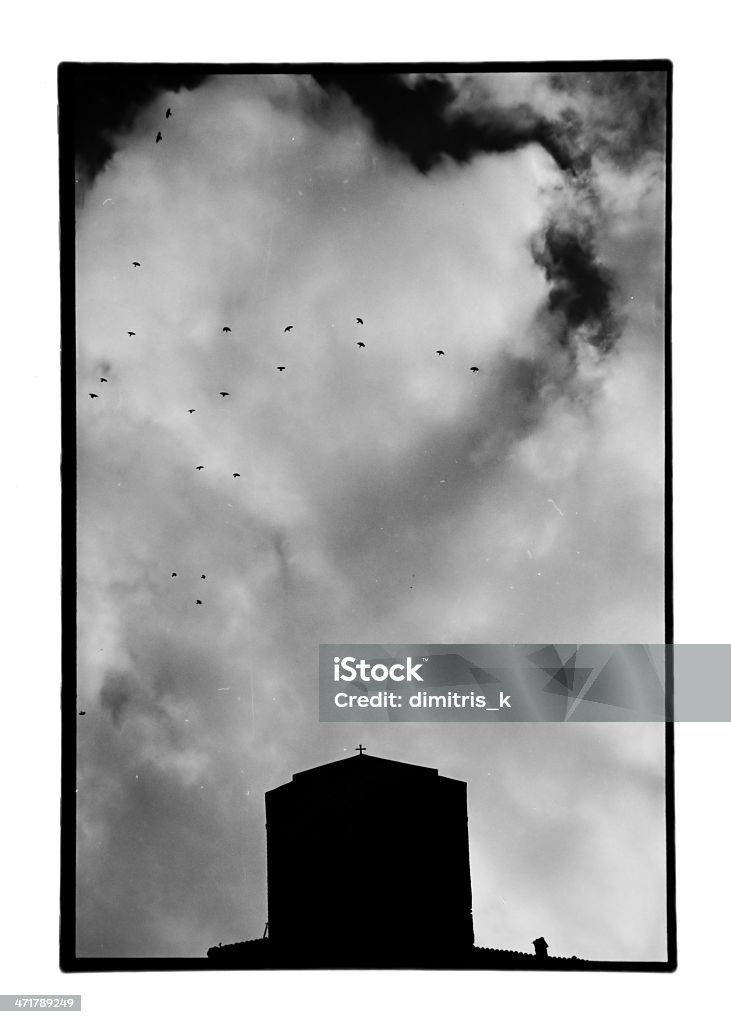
left=166, top=571, right=209, bottom=606
left=83, top=100, right=484, bottom=635
left=88, top=307, right=479, bottom=403
left=155, top=107, right=172, bottom=145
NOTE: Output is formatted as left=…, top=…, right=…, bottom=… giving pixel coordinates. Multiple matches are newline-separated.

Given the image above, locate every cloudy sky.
left=73, top=68, right=667, bottom=962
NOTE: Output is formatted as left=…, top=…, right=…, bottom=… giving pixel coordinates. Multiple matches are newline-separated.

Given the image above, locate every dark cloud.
left=549, top=70, right=667, bottom=169
left=62, top=64, right=208, bottom=185
left=313, top=72, right=651, bottom=358
left=313, top=72, right=578, bottom=174
left=99, top=670, right=139, bottom=727
left=532, top=222, right=619, bottom=353
left=524, top=74, right=667, bottom=357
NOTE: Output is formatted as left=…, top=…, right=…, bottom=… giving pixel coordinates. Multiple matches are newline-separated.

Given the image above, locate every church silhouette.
left=207, top=749, right=580, bottom=968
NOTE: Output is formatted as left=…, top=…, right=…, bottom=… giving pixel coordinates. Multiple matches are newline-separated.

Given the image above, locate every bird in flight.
left=222, top=326, right=231, bottom=333
left=219, top=391, right=230, bottom=397
left=436, top=350, right=445, bottom=356
left=99, top=377, right=108, bottom=383
left=78, top=711, right=86, bottom=716
left=188, top=409, right=196, bottom=414
left=233, top=473, right=240, bottom=478
left=356, top=317, right=364, bottom=325
left=156, top=132, right=162, bottom=143
left=200, top=574, right=206, bottom=579
left=165, top=108, right=172, bottom=119
left=171, top=572, right=177, bottom=578
left=196, top=600, right=203, bottom=606
left=357, top=342, right=365, bottom=348
left=470, top=366, right=479, bottom=373
left=276, top=366, right=286, bottom=372
left=89, top=393, right=99, bottom=399
left=127, top=331, right=136, bottom=337
left=284, top=325, right=294, bottom=333
left=196, top=465, right=204, bottom=470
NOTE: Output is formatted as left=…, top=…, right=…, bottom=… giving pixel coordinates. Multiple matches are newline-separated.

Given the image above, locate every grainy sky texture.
left=74, top=68, right=667, bottom=961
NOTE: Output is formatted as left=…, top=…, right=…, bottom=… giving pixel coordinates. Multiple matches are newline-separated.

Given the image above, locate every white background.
left=0, top=6, right=727, bottom=1022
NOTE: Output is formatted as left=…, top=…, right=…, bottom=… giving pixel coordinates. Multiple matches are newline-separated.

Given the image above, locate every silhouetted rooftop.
left=206, top=937, right=588, bottom=969
left=274, top=752, right=459, bottom=790
left=207, top=752, right=585, bottom=969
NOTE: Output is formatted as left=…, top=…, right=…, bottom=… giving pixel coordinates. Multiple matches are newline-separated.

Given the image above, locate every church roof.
left=265, top=752, right=466, bottom=796
left=291, top=752, right=441, bottom=782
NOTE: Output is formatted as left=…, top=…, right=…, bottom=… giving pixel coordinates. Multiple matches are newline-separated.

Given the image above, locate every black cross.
left=356, top=744, right=366, bottom=755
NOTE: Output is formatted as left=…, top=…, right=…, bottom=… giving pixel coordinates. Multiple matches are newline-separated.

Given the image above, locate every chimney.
left=533, top=936, right=549, bottom=958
